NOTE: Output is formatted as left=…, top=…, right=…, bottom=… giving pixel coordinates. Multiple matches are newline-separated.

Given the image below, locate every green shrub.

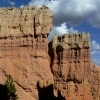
left=5, top=75, right=18, bottom=100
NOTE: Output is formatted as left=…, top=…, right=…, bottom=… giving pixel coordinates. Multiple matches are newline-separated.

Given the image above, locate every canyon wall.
left=50, top=33, right=100, bottom=100
left=0, top=5, right=53, bottom=100
left=0, top=5, right=100, bottom=100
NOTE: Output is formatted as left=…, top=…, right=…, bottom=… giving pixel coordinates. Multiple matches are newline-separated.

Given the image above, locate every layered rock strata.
left=50, top=33, right=100, bottom=100
left=0, top=5, right=100, bottom=100
left=0, top=5, right=53, bottom=100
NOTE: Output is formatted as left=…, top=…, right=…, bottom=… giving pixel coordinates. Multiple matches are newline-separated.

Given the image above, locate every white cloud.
left=48, top=0, right=97, bottom=26
left=7, top=0, right=15, bottom=6
left=29, top=0, right=49, bottom=7
left=20, top=5, right=24, bottom=8
left=67, top=27, right=78, bottom=33
left=29, top=0, right=100, bottom=27
left=90, top=40, right=100, bottom=66
left=90, top=40, right=100, bottom=55
left=91, top=51, right=100, bottom=54
left=89, top=12, right=100, bottom=27
left=48, top=23, right=78, bottom=41
left=91, top=40, right=100, bottom=50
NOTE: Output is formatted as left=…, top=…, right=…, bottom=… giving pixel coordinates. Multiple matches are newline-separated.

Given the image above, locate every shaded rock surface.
left=0, top=5, right=100, bottom=100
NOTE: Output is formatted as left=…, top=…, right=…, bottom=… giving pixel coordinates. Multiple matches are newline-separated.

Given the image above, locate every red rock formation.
left=0, top=5, right=53, bottom=100
left=50, top=33, right=100, bottom=100
left=0, top=5, right=100, bottom=100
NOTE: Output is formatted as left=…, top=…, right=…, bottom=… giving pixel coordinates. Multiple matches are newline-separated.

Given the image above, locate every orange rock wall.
left=50, top=33, right=100, bottom=100
left=0, top=5, right=100, bottom=100
left=0, top=5, right=53, bottom=100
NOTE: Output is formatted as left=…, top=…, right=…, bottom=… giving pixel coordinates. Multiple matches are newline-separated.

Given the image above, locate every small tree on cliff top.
left=5, top=75, right=18, bottom=100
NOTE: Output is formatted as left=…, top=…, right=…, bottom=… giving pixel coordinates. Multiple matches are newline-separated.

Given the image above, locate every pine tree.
left=5, top=75, right=18, bottom=100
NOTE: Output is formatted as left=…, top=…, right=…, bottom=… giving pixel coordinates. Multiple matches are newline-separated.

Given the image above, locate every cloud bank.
left=91, top=40, right=100, bottom=50
left=48, top=23, right=78, bottom=40
left=29, top=0, right=100, bottom=27
left=90, top=40, right=100, bottom=54
left=90, top=40, right=100, bottom=65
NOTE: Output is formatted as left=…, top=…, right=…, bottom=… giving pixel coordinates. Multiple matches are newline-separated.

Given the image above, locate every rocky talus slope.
left=0, top=5, right=100, bottom=100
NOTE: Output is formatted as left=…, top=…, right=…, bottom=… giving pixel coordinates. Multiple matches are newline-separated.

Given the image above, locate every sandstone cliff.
left=0, top=5, right=100, bottom=100
left=49, top=33, right=100, bottom=100
left=0, top=5, right=53, bottom=100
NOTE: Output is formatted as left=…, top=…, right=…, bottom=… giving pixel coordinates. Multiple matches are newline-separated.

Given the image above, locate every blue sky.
left=0, top=0, right=100, bottom=66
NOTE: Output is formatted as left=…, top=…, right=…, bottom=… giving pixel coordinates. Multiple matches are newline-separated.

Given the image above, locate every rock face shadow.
left=37, top=83, right=65, bottom=100
left=0, top=84, right=9, bottom=100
